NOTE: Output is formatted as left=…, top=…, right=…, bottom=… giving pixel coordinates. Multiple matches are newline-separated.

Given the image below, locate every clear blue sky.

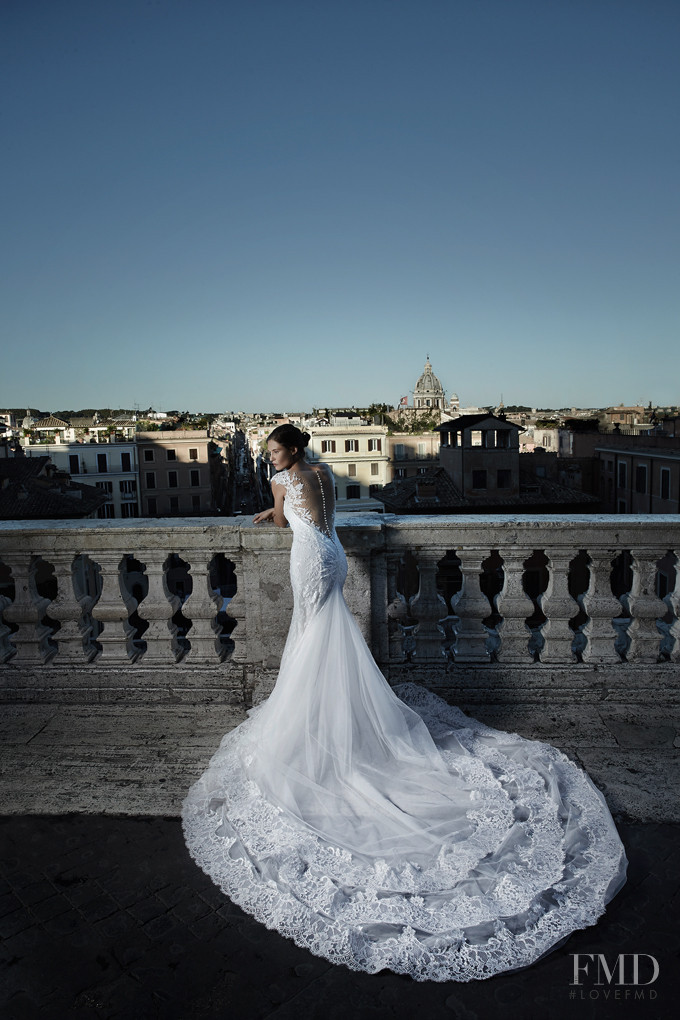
left=2, top=0, right=678, bottom=413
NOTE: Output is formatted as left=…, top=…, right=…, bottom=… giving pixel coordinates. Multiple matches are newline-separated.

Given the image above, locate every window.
left=346, top=484, right=361, bottom=499
left=189, top=448, right=198, bottom=460
left=394, top=443, right=405, bottom=458
left=607, top=460, right=614, bottom=471
left=481, top=431, right=493, bottom=449
left=190, top=469, right=200, bottom=487
left=321, top=440, right=336, bottom=453
left=168, top=470, right=178, bottom=488
left=144, top=449, right=154, bottom=462
left=169, top=496, right=179, bottom=511
left=97, top=504, right=115, bottom=519
left=345, top=439, right=359, bottom=452
left=543, top=434, right=552, bottom=448
left=417, top=467, right=428, bottom=475
left=371, top=463, right=379, bottom=476
left=368, top=438, right=381, bottom=452
left=121, top=503, right=138, bottom=518
left=119, top=480, right=137, bottom=497
left=192, top=494, right=201, bottom=510
left=97, top=453, right=108, bottom=473
left=69, top=454, right=80, bottom=474
left=470, top=431, right=482, bottom=447
left=166, top=449, right=176, bottom=461
left=146, top=472, right=156, bottom=489
left=496, top=431, right=510, bottom=449
left=348, top=464, right=357, bottom=477
left=147, top=497, right=157, bottom=515
left=497, top=469, right=511, bottom=489
left=661, top=468, right=671, bottom=501
left=472, top=469, right=487, bottom=489
left=617, top=462, right=627, bottom=488
left=417, top=442, right=426, bottom=458
left=96, top=480, right=113, bottom=495
left=635, top=465, right=647, bottom=494
left=121, top=452, right=131, bottom=472
left=395, top=468, right=407, bottom=479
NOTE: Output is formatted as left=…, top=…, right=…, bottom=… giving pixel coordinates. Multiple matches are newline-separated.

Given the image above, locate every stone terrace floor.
left=0, top=816, right=677, bottom=1020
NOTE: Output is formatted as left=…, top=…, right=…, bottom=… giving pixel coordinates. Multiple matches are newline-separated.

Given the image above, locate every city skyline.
left=3, top=1, right=679, bottom=412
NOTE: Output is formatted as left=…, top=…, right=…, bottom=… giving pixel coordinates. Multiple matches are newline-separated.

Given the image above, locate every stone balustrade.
left=1, top=514, right=678, bottom=677
left=1, top=514, right=679, bottom=820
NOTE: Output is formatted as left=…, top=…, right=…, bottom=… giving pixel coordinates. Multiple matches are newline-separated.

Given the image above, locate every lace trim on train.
left=182, top=684, right=626, bottom=982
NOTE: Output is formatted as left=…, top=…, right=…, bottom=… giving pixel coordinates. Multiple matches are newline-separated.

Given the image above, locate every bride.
left=182, top=424, right=627, bottom=981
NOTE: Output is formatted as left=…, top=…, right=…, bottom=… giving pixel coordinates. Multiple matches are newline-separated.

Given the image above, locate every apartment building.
left=137, top=430, right=215, bottom=517
left=22, top=441, right=140, bottom=519
left=307, top=425, right=389, bottom=511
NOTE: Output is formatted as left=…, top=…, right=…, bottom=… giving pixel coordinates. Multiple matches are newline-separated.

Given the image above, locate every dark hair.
left=267, top=424, right=310, bottom=462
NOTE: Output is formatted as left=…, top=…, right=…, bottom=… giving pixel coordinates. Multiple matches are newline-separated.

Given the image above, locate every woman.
left=182, top=424, right=627, bottom=981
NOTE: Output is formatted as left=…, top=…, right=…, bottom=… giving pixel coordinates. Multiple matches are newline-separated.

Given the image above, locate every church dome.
left=413, top=357, right=445, bottom=410
left=414, top=357, right=444, bottom=397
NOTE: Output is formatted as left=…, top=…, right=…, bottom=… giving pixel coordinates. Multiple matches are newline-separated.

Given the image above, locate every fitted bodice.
left=271, top=463, right=347, bottom=640
left=271, top=464, right=336, bottom=537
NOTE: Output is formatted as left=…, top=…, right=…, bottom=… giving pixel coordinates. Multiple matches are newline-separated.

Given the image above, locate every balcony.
left=1, top=514, right=678, bottom=819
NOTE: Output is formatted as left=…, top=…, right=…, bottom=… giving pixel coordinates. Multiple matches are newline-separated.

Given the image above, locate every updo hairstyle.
left=267, top=424, right=311, bottom=463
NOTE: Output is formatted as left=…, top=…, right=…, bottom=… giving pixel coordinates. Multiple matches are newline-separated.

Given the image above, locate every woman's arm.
left=253, top=478, right=288, bottom=527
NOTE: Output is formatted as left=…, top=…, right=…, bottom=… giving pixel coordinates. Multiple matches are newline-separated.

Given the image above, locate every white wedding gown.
left=182, top=464, right=627, bottom=981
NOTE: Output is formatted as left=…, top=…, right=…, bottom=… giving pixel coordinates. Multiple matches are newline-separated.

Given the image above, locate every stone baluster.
left=409, top=551, right=447, bottom=661
left=622, top=549, right=667, bottom=662
left=580, top=550, right=622, bottom=663
left=538, top=550, right=578, bottom=663
left=665, top=554, right=680, bottom=662
left=0, top=593, right=15, bottom=663
left=181, top=554, right=223, bottom=662
left=90, top=552, right=139, bottom=662
left=451, top=548, right=490, bottom=662
left=386, top=551, right=408, bottom=662
left=495, top=549, right=534, bottom=662
left=0, top=554, right=53, bottom=663
left=136, top=552, right=181, bottom=663
left=49, top=552, right=97, bottom=663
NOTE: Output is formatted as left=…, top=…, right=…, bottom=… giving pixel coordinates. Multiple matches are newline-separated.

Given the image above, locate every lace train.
left=182, top=682, right=627, bottom=982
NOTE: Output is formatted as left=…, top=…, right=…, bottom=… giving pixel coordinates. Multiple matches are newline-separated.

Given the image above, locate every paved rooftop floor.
left=0, top=816, right=677, bottom=1020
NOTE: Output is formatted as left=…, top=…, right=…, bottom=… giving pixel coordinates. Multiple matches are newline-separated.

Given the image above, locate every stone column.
left=495, top=549, right=534, bottom=663
left=581, top=550, right=621, bottom=664
left=409, top=551, right=447, bottom=662
left=386, top=551, right=408, bottom=663
left=136, top=551, right=181, bottom=663
left=226, top=551, right=248, bottom=664
left=181, top=554, right=223, bottom=663
left=343, top=547, right=373, bottom=645
left=90, top=552, right=139, bottom=662
left=49, top=552, right=97, bottom=663
left=623, top=549, right=667, bottom=662
left=0, top=593, right=12, bottom=663
left=451, top=548, right=490, bottom=662
left=539, top=549, right=578, bottom=663
left=665, top=554, right=680, bottom=662
left=1, top=555, right=53, bottom=664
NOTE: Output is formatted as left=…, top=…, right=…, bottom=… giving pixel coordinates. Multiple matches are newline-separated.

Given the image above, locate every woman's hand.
left=253, top=508, right=275, bottom=524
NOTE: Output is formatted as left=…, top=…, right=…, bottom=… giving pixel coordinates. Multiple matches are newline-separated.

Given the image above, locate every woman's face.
left=268, top=439, right=298, bottom=471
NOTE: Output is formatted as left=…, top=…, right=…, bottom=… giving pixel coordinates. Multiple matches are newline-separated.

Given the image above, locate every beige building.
left=387, top=432, right=440, bottom=481
left=137, top=430, right=215, bottom=517
left=307, top=425, right=389, bottom=511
